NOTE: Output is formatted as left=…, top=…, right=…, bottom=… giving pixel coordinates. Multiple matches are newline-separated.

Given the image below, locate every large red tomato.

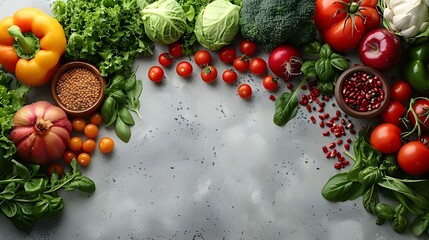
left=369, top=123, right=403, bottom=154
left=314, top=0, right=380, bottom=52
left=408, top=98, right=429, bottom=133
left=397, top=141, right=429, bottom=176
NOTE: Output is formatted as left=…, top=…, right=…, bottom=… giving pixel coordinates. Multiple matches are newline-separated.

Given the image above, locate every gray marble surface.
left=0, top=0, right=421, bottom=239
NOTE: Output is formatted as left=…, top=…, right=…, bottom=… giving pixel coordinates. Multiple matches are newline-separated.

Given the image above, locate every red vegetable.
left=314, top=0, right=380, bottom=52
left=268, top=45, right=301, bottom=80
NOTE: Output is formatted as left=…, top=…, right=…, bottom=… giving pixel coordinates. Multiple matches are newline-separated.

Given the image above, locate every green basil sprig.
left=301, top=42, right=349, bottom=94
left=101, top=70, right=142, bottom=143
left=321, top=127, right=429, bottom=236
left=0, top=159, right=95, bottom=231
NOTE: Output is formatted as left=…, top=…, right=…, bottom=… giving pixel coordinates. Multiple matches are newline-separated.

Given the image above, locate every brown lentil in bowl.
left=52, top=61, right=105, bottom=116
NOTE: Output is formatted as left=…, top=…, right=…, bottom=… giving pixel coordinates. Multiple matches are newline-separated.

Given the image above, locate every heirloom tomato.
left=314, top=0, right=380, bottom=52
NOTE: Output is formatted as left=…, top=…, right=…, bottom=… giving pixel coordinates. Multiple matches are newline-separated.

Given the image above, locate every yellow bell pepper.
left=0, top=8, right=66, bottom=86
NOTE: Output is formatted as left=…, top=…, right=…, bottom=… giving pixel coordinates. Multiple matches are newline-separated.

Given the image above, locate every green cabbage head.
left=141, top=0, right=187, bottom=45
left=195, top=0, right=240, bottom=50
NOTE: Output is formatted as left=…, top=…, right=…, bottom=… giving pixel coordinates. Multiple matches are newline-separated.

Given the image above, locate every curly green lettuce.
left=52, top=0, right=154, bottom=77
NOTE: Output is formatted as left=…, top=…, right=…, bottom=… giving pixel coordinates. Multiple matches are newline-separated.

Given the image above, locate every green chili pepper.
left=403, top=43, right=429, bottom=96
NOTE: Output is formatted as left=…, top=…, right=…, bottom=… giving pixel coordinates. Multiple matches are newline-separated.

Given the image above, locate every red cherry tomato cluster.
left=370, top=80, right=429, bottom=176
left=148, top=40, right=302, bottom=100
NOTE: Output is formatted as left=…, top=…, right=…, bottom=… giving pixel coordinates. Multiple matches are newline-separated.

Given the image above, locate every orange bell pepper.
left=0, top=8, right=66, bottom=86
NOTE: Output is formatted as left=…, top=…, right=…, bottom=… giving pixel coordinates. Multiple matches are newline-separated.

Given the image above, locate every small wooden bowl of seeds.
left=51, top=61, right=106, bottom=117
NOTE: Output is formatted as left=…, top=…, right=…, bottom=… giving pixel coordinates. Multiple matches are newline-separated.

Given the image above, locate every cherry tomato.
left=390, top=80, right=412, bottom=103
left=218, top=46, right=236, bottom=64
left=84, top=123, right=99, bottom=139
left=369, top=123, right=403, bottom=154
left=200, top=66, right=217, bottom=83
left=380, top=101, right=406, bottom=126
left=408, top=99, right=429, bottom=132
left=194, top=49, right=212, bottom=67
left=158, top=52, right=173, bottom=67
left=239, top=40, right=257, bottom=56
left=238, top=84, right=252, bottom=99
left=249, top=57, right=267, bottom=76
left=48, top=163, right=64, bottom=176
left=262, top=75, right=278, bottom=91
left=63, top=151, right=76, bottom=164
left=77, top=153, right=91, bottom=167
left=397, top=141, right=429, bottom=176
left=233, top=56, right=250, bottom=72
left=90, top=112, right=103, bottom=125
left=148, top=66, right=164, bottom=83
left=72, top=117, right=86, bottom=131
left=69, top=137, right=83, bottom=152
left=169, top=42, right=183, bottom=58
left=176, top=61, right=193, bottom=78
left=98, top=137, right=115, bottom=154
left=222, top=69, right=237, bottom=84
left=82, top=139, right=97, bottom=153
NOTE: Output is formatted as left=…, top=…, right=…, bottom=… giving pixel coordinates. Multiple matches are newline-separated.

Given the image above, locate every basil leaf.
left=302, top=42, right=321, bottom=55
left=273, top=91, right=299, bottom=126
left=118, top=107, right=135, bottom=126
left=378, top=178, right=429, bottom=211
left=375, top=203, right=395, bottom=220
left=318, top=82, right=334, bottom=94
left=1, top=201, right=17, bottom=218
left=315, top=58, right=334, bottom=82
left=115, top=118, right=131, bottom=143
left=358, top=140, right=382, bottom=166
left=382, top=154, right=399, bottom=176
left=330, top=53, right=349, bottom=71
left=363, top=185, right=378, bottom=214
left=33, top=200, right=50, bottom=218
left=358, top=166, right=384, bottom=185
left=392, top=191, right=425, bottom=216
left=111, top=90, right=127, bottom=104
left=109, top=74, right=125, bottom=90
left=410, top=214, right=429, bottom=236
left=319, top=43, right=333, bottom=59
left=101, top=96, right=117, bottom=125
left=24, top=178, right=47, bottom=195
left=301, top=60, right=316, bottom=77
left=392, top=215, right=408, bottom=233
left=347, top=159, right=364, bottom=181
left=321, top=172, right=366, bottom=202
left=12, top=160, right=30, bottom=182
left=124, top=74, right=137, bottom=91
left=127, top=80, right=143, bottom=102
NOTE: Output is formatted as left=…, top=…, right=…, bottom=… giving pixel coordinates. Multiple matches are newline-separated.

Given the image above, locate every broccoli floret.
left=239, top=0, right=317, bottom=52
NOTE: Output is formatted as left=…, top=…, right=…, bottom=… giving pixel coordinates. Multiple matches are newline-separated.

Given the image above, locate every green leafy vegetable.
left=52, top=0, right=154, bottom=77
left=301, top=42, right=349, bottom=94
left=102, top=71, right=142, bottom=142
left=322, top=127, right=429, bottom=236
left=273, top=79, right=304, bottom=126
left=141, top=0, right=187, bottom=45
left=194, top=0, right=240, bottom=50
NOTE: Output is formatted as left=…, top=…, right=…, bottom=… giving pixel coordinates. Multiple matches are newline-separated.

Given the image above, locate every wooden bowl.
left=51, top=61, right=106, bottom=117
left=334, top=65, right=390, bottom=119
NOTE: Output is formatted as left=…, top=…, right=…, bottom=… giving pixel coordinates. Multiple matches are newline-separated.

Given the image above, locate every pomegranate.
left=10, top=101, right=72, bottom=164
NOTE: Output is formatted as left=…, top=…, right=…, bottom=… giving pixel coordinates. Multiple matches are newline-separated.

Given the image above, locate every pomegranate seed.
left=322, top=131, right=330, bottom=136
left=323, top=113, right=330, bottom=119
left=318, top=107, right=324, bottom=113
left=323, top=95, right=330, bottom=101
left=301, top=85, right=308, bottom=90
left=326, top=152, right=332, bottom=159
left=269, top=95, right=276, bottom=101
left=319, top=102, right=326, bottom=107
left=344, top=143, right=350, bottom=150
left=328, top=142, right=336, bottom=149
left=337, top=139, right=343, bottom=145
left=318, top=115, right=325, bottom=121
left=329, top=149, right=337, bottom=158
left=347, top=138, right=352, bottom=143
left=310, top=116, right=316, bottom=124
left=336, top=151, right=342, bottom=159
left=322, top=146, right=328, bottom=153
left=336, top=110, right=341, bottom=117
left=319, top=121, right=325, bottom=128
left=350, top=129, right=357, bottom=134
left=287, top=83, right=294, bottom=90
left=306, top=105, right=312, bottom=112
left=342, top=160, right=350, bottom=165
left=334, top=163, right=342, bottom=169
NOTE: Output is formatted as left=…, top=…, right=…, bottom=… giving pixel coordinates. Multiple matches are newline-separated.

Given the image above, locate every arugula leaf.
left=273, top=78, right=304, bottom=126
